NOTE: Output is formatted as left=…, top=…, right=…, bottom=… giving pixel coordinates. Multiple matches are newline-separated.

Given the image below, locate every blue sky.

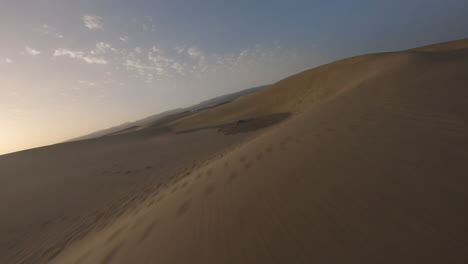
left=1, top=0, right=468, bottom=154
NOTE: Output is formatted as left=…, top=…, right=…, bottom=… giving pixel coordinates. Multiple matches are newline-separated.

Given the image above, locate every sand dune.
left=2, top=39, right=468, bottom=263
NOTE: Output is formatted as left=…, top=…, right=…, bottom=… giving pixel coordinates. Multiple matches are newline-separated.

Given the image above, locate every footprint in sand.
left=138, top=220, right=158, bottom=243
left=105, top=226, right=125, bottom=244
left=156, top=194, right=165, bottom=203
left=256, top=153, right=263, bottom=161
left=73, top=250, right=91, bottom=264
left=204, top=184, right=216, bottom=196
left=176, top=200, right=192, bottom=217
left=100, top=242, right=123, bottom=264
left=43, top=244, right=65, bottom=261
left=181, top=181, right=189, bottom=189
left=228, top=171, right=238, bottom=181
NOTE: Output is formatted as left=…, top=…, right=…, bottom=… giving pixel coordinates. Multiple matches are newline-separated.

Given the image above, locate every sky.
left=1, top=0, right=468, bottom=155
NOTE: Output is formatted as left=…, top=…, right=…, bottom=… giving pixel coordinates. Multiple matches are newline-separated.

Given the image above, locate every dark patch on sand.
left=177, top=200, right=192, bottom=217
left=218, top=113, right=291, bottom=135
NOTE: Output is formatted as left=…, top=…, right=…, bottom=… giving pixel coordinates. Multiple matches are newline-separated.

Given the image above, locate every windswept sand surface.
left=3, top=39, right=468, bottom=263
left=0, top=129, right=254, bottom=264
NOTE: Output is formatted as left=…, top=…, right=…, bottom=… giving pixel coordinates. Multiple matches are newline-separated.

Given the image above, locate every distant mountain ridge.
left=67, top=85, right=268, bottom=142
left=188, top=85, right=267, bottom=111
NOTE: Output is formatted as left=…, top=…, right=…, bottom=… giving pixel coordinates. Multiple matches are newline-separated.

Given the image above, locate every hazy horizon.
left=2, top=0, right=468, bottom=155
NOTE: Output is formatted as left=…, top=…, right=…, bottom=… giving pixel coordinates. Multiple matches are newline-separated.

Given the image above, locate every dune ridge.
left=3, top=38, right=468, bottom=264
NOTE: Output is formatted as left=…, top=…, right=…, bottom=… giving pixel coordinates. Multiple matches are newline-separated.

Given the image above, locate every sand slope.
left=0, top=130, right=253, bottom=264
left=3, top=39, right=468, bottom=263
left=171, top=48, right=414, bottom=131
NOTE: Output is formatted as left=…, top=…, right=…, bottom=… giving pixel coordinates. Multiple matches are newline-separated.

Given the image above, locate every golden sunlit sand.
left=2, top=39, right=468, bottom=263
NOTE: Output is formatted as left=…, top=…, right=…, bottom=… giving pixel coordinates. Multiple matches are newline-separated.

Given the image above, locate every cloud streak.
left=54, top=48, right=108, bottom=64
left=116, top=42, right=314, bottom=85
left=187, top=47, right=202, bottom=58
left=25, top=46, right=41, bottom=56
left=42, top=24, right=63, bottom=38
left=82, top=15, right=103, bottom=29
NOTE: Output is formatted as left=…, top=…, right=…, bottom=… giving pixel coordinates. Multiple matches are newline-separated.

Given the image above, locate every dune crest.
left=3, top=38, right=468, bottom=264
left=171, top=39, right=468, bottom=132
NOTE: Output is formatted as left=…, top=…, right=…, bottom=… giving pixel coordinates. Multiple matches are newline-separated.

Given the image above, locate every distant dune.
left=67, top=85, right=267, bottom=142
left=2, top=39, right=468, bottom=264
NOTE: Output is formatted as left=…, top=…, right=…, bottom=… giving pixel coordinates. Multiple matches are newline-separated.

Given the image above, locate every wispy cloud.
left=119, top=36, right=129, bottom=42
left=82, top=15, right=103, bottom=29
left=187, top=47, right=202, bottom=58
left=122, top=47, right=173, bottom=82
left=134, top=47, right=143, bottom=54
left=83, top=56, right=107, bottom=64
left=54, top=48, right=107, bottom=64
left=92, top=42, right=116, bottom=55
left=171, top=62, right=185, bottom=74
left=5, top=58, right=13, bottom=63
left=25, top=46, right=41, bottom=56
left=118, top=42, right=315, bottom=85
left=141, top=16, right=157, bottom=33
left=174, top=45, right=185, bottom=54
left=41, top=24, right=63, bottom=38
left=141, top=23, right=156, bottom=33
left=78, top=80, right=98, bottom=86
left=53, top=42, right=118, bottom=65
left=151, top=45, right=162, bottom=53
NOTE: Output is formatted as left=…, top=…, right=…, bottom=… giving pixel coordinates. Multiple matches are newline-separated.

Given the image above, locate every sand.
left=2, top=38, right=468, bottom=264
left=0, top=129, right=253, bottom=263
